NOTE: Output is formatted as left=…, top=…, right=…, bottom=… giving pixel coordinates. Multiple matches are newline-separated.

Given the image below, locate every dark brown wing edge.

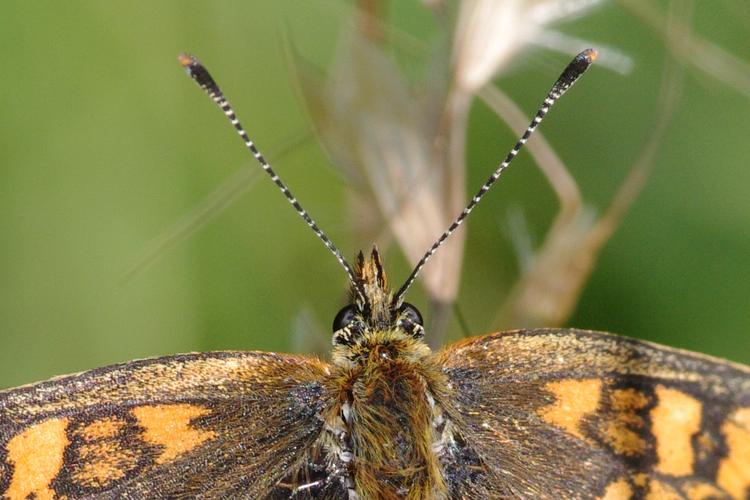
left=0, top=351, right=339, bottom=499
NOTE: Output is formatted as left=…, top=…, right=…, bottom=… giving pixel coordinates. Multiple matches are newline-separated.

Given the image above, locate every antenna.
left=393, top=49, right=598, bottom=304
left=178, top=54, right=367, bottom=304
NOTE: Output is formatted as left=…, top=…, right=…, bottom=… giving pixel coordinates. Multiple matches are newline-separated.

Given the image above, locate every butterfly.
left=1, top=49, right=749, bottom=499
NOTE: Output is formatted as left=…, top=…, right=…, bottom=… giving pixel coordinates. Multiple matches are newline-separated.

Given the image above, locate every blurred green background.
left=1, top=1, right=748, bottom=388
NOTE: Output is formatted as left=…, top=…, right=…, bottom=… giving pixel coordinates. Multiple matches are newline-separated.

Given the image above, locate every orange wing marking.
left=5, top=417, right=69, bottom=500
left=599, top=477, right=632, bottom=499
left=601, top=388, right=648, bottom=456
left=538, top=379, right=602, bottom=441
left=132, top=403, right=216, bottom=464
left=717, top=407, right=750, bottom=499
left=70, top=417, right=138, bottom=488
left=650, top=385, right=702, bottom=476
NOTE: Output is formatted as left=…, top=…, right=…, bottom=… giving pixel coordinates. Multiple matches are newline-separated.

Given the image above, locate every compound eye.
left=332, top=304, right=358, bottom=332
left=398, top=303, right=423, bottom=327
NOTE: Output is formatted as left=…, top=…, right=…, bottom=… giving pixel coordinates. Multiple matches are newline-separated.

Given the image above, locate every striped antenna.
left=393, top=49, right=598, bottom=305
left=178, top=54, right=367, bottom=304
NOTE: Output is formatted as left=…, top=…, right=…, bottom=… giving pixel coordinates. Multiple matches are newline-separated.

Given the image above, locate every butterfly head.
left=331, top=247, right=426, bottom=366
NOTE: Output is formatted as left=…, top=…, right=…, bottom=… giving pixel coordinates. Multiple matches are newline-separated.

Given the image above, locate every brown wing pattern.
left=436, top=328, right=750, bottom=499
left=0, top=351, right=337, bottom=499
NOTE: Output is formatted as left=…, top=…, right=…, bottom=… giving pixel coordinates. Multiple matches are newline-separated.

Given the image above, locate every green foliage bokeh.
left=1, top=1, right=748, bottom=387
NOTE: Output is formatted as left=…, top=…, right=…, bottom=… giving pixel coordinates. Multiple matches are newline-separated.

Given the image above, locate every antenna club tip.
left=581, top=48, right=598, bottom=63
left=178, top=53, right=195, bottom=68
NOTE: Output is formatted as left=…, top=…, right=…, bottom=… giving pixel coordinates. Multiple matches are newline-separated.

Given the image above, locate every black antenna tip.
left=178, top=53, right=221, bottom=94
left=567, top=48, right=598, bottom=75
left=573, top=49, right=597, bottom=75
left=579, top=48, right=599, bottom=64
left=553, top=48, right=598, bottom=95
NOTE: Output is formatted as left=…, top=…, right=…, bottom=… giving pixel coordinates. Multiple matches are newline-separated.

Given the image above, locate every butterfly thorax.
left=331, top=331, right=449, bottom=499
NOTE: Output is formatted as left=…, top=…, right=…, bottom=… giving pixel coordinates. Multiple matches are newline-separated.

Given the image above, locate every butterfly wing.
left=0, top=351, right=340, bottom=499
left=435, top=328, right=750, bottom=499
